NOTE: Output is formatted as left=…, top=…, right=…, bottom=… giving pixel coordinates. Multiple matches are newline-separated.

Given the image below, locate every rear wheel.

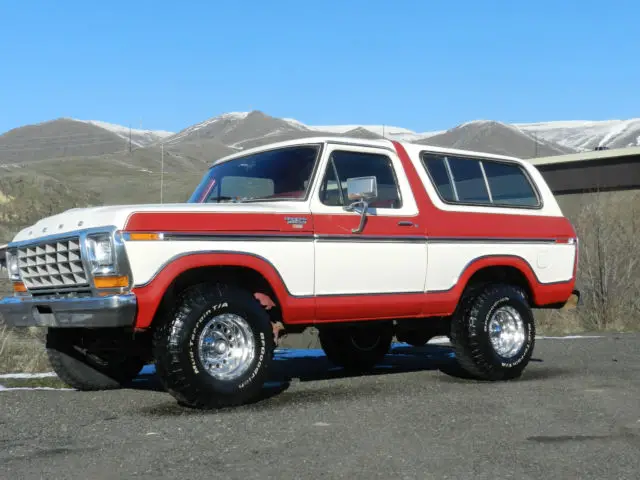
left=46, top=328, right=146, bottom=391
left=153, top=282, right=274, bottom=409
left=319, top=322, right=393, bottom=371
left=450, top=283, right=535, bottom=381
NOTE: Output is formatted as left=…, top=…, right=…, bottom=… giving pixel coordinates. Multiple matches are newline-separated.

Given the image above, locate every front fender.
left=131, top=252, right=298, bottom=329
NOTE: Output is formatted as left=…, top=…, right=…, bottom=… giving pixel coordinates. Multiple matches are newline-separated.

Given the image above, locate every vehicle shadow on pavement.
left=128, top=343, right=463, bottom=394
left=134, top=343, right=569, bottom=414
left=129, top=343, right=486, bottom=394
left=268, top=343, right=459, bottom=384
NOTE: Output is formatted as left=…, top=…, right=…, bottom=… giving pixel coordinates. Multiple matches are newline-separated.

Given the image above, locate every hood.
left=10, top=201, right=310, bottom=244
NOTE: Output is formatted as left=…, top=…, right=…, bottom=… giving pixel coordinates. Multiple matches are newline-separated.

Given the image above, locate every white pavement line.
left=0, top=372, right=58, bottom=379
left=0, top=385, right=74, bottom=392
left=536, top=335, right=605, bottom=339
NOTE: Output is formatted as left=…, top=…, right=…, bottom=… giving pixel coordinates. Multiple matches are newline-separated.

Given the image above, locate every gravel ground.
left=1, top=334, right=639, bottom=479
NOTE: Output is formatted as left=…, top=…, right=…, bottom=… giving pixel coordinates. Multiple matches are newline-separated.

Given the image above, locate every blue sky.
left=2, top=0, right=638, bottom=134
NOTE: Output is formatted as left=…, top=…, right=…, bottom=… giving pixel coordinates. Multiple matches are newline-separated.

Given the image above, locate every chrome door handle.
left=397, top=221, right=414, bottom=227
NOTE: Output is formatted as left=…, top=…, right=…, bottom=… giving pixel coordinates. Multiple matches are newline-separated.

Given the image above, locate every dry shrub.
left=543, top=190, right=640, bottom=333
left=0, top=325, right=50, bottom=374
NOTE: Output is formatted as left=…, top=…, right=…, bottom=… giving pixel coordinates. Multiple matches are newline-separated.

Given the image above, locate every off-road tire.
left=153, top=282, right=274, bottom=409
left=46, top=328, right=146, bottom=391
left=319, top=322, right=393, bottom=372
left=450, top=283, right=536, bottom=381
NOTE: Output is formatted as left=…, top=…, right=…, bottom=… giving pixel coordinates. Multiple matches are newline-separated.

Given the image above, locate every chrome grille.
left=17, top=237, right=89, bottom=290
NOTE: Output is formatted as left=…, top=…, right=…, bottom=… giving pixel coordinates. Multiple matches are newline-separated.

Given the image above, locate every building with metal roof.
left=529, top=146, right=640, bottom=195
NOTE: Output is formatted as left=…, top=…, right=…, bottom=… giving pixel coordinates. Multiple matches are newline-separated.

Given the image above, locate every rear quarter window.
left=420, top=152, right=541, bottom=208
left=482, top=161, right=540, bottom=207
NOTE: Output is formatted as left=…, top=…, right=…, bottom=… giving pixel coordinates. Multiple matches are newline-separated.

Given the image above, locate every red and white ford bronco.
left=0, top=137, right=580, bottom=408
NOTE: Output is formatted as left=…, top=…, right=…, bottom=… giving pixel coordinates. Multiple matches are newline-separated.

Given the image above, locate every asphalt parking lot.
left=1, top=334, right=639, bottom=479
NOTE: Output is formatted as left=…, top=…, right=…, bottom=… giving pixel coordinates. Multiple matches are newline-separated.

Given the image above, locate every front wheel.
left=153, top=282, right=275, bottom=409
left=319, top=322, right=393, bottom=372
left=450, top=284, right=536, bottom=381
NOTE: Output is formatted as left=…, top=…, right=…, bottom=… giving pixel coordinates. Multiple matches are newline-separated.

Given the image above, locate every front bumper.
left=0, top=294, right=137, bottom=328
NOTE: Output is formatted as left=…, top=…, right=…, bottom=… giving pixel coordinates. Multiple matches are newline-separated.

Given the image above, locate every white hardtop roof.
left=209, top=135, right=526, bottom=167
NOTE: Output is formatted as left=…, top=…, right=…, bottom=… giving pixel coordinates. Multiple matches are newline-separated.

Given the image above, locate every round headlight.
left=7, top=252, right=19, bottom=280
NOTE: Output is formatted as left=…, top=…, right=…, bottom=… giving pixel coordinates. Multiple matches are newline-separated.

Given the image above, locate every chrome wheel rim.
left=197, top=313, right=255, bottom=380
left=488, top=306, right=526, bottom=358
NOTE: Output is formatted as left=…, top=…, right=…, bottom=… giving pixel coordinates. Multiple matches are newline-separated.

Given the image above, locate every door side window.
left=319, top=150, right=402, bottom=209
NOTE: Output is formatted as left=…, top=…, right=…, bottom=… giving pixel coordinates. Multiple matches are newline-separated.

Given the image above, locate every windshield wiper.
left=238, top=197, right=299, bottom=203
left=206, top=196, right=237, bottom=203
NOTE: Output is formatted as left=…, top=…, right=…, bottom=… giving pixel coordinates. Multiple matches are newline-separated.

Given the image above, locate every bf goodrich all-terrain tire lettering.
left=46, top=329, right=145, bottom=391
left=153, top=282, right=274, bottom=409
left=319, top=323, right=393, bottom=371
left=450, top=283, right=536, bottom=381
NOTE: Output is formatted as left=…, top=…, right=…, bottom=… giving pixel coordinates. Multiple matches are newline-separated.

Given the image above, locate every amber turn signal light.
left=94, top=276, right=129, bottom=289
left=127, top=233, right=162, bottom=241
left=12, top=281, right=27, bottom=293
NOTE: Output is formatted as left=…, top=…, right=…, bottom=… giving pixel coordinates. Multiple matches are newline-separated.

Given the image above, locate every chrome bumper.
left=0, top=294, right=137, bottom=328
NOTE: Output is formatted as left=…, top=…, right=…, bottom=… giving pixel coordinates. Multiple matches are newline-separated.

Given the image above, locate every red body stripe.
left=125, top=212, right=314, bottom=233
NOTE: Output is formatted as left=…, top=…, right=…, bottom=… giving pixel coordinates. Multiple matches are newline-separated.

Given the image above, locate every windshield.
left=188, top=144, right=321, bottom=203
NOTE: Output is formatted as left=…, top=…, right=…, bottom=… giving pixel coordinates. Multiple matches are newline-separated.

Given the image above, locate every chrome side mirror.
left=344, top=176, right=377, bottom=233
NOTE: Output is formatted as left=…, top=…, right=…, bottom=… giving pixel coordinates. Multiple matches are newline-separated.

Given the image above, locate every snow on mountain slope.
left=415, top=120, right=575, bottom=159
left=288, top=117, right=640, bottom=151
left=303, top=123, right=443, bottom=141
left=162, top=112, right=251, bottom=145
left=515, top=119, right=640, bottom=151
left=73, top=119, right=174, bottom=148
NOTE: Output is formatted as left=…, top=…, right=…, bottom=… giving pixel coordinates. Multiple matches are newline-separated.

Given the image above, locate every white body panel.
left=312, top=241, right=427, bottom=295
left=124, top=240, right=315, bottom=295
left=426, top=242, right=576, bottom=292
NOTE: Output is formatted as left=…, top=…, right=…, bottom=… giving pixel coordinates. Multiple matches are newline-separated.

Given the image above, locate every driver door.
left=310, top=143, right=428, bottom=320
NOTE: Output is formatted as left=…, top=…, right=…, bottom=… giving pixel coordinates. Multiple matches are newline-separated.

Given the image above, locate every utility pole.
left=160, top=143, right=164, bottom=204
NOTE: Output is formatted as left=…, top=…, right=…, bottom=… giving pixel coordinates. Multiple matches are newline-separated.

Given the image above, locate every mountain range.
left=0, top=110, right=639, bottom=243
left=3, top=110, right=640, bottom=167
